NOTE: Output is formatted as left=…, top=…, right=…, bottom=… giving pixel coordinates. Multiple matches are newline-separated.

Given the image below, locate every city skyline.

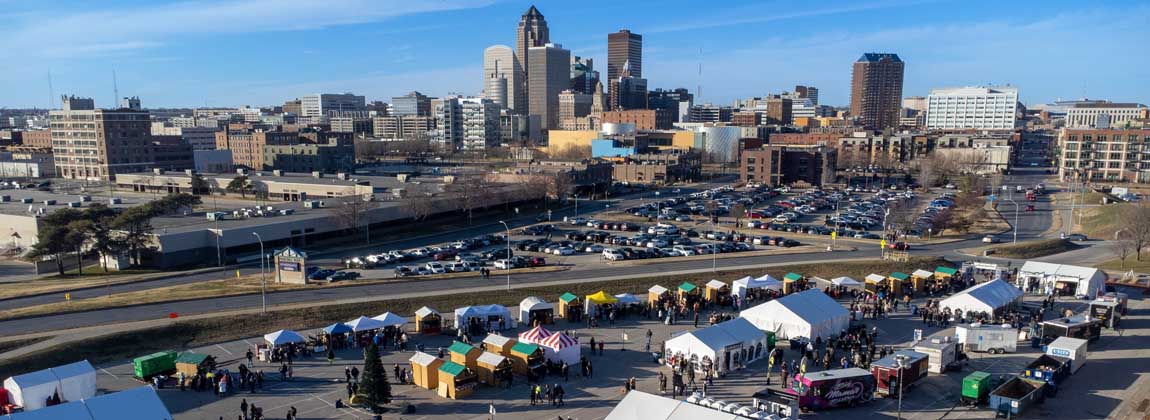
left=1, top=0, right=1149, bottom=108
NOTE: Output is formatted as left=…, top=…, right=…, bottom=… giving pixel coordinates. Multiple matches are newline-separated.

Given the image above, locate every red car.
left=888, top=242, right=910, bottom=251
left=1026, top=204, right=1035, bottom=212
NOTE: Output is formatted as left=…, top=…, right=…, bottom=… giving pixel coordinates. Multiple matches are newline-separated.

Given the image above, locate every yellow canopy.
left=586, top=291, right=619, bottom=305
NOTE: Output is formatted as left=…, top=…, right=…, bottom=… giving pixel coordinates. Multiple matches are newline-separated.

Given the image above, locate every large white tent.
left=938, top=279, right=1023, bottom=315
left=263, top=329, right=305, bottom=346
left=371, top=312, right=408, bottom=328
left=1018, top=261, right=1105, bottom=298
left=50, top=361, right=96, bottom=403
left=731, top=275, right=783, bottom=298
left=82, top=386, right=173, bottom=420
left=664, top=318, right=767, bottom=374
left=518, top=297, right=554, bottom=324
left=3, top=368, right=61, bottom=411
left=538, top=332, right=581, bottom=366
left=606, top=391, right=753, bottom=420
left=5, top=401, right=93, bottom=419
left=739, top=289, right=850, bottom=340
left=831, top=276, right=863, bottom=288
left=615, top=293, right=642, bottom=306
left=454, top=304, right=516, bottom=330
left=346, top=316, right=386, bottom=332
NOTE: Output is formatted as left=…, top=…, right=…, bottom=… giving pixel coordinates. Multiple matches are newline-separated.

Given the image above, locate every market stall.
left=864, top=273, right=886, bottom=294
left=372, top=312, right=408, bottom=330
left=132, top=350, right=177, bottom=380
left=888, top=272, right=910, bottom=296
left=174, top=353, right=215, bottom=377
left=585, top=291, right=619, bottom=315
left=414, top=307, right=443, bottom=334
left=782, top=273, right=804, bottom=295
left=264, top=330, right=305, bottom=347
left=938, top=279, right=1023, bottom=318
left=911, top=269, right=934, bottom=292
left=5, top=401, right=92, bottom=418
left=509, top=342, right=545, bottom=376
left=731, top=275, right=783, bottom=300
left=454, top=305, right=516, bottom=335
left=448, top=341, right=482, bottom=370
left=320, top=323, right=352, bottom=348
left=82, top=385, right=173, bottom=420
left=649, top=285, right=671, bottom=306
left=436, top=361, right=478, bottom=400
left=517, top=325, right=554, bottom=345
left=935, top=266, right=958, bottom=280
left=1017, top=262, right=1105, bottom=298
left=831, top=276, right=863, bottom=289
left=539, top=331, right=581, bottom=366
left=475, top=352, right=512, bottom=386
left=663, top=318, right=767, bottom=374
left=482, top=334, right=516, bottom=357
left=739, top=289, right=850, bottom=340
left=409, top=352, right=444, bottom=390
left=49, top=360, right=96, bottom=404
left=677, top=282, right=700, bottom=306
left=518, top=296, right=554, bottom=326
left=704, top=280, right=729, bottom=303
left=346, top=316, right=386, bottom=333
left=615, top=293, right=643, bottom=313
left=557, top=293, right=582, bottom=322
left=3, top=368, right=60, bottom=411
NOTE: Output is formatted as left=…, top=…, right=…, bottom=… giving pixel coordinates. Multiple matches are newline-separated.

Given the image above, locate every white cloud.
left=43, top=41, right=163, bottom=57
left=5, top=0, right=494, bottom=57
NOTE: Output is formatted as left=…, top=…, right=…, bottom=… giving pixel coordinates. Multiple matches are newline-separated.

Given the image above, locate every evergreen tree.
left=358, top=342, right=391, bottom=407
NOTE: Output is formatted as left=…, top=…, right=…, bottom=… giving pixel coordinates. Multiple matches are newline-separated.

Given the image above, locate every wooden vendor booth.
left=476, top=352, right=512, bottom=386
left=174, top=352, right=216, bottom=377
left=677, top=282, right=700, bottom=305
left=704, top=280, right=729, bottom=303
left=864, top=274, right=886, bottom=294
left=911, top=269, right=934, bottom=292
left=649, top=285, right=671, bottom=305
left=888, top=272, right=910, bottom=296
left=414, top=306, right=443, bottom=334
left=437, top=361, right=478, bottom=400
left=935, top=266, right=958, bottom=281
left=782, top=273, right=804, bottom=294
left=482, top=334, right=516, bottom=357
left=557, top=292, right=582, bottom=322
left=448, top=341, right=481, bottom=370
left=409, top=352, right=444, bottom=390
left=509, top=342, right=545, bottom=376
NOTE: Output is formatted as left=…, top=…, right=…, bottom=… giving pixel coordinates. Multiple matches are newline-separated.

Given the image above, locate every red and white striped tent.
left=538, top=331, right=581, bottom=365
left=517, top=325, right=553, bottom=344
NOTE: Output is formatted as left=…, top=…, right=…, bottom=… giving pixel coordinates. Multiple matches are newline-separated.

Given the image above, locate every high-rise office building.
left=461, top=97, right=502, bottom=151
left=51, top=96, right=155, bottom=180
left=483, top=45, right=519, bottom=111
left=926, top=86, right=1019, bottom=130
left=794, top=85, right=819, bottom=106
left=570, top=56, right=598, bottom=95
left=528, top=43, right=571, bottom=130
left=516, top=5, right=550, bottom=116
left=558, top=90, right=594, bottom=123
left=608, top=29, right=642, bottom=102
left=300, top=93, right=366, bottom=119
left=850, top=53, right=904, bottom=129
left=609, top=60, right=647, bottom=111
left=648, top=88, right=694, bottom=123
left=392, top=91, right=432, bottom=117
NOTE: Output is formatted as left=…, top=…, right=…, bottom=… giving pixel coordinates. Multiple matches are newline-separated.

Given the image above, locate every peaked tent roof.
left=605, top=390, right=680, bottom=420
left=615, top=293, right=642, bottom=305
left=82, top=385, right=173, bottom=420
left=8, top=401, right=93, bottom=420
left=939, top=279, right=1023, bottom=314
left=518, top=325, right=553, bottom=342
left=739, top=289, right=850, bottom=339
left=519, top=296, right=552, bottom=311
left=264, top=329, right=304, bottom=345
left=831, top=276, right=862, bottom=286
left=415, top=306, right=439, bottom=317
left=586, top=291, right=619, bottom=304
left=322, top=323, right=352, bottom=334
left=540, top=332, right=579, bottom=349
left=372, top=312, right=408, bottom=328
left=667, top=318, right=764, bottom=353
left=346, top=316, right=386, bottom=332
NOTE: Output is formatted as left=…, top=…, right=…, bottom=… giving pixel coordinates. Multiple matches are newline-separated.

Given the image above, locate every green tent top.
left=784, top=273, right=802, bottom=281
left=438, top=361, right=466, bottom=376
left=133, top=350, right=176, bottom=364
left=559, top=292, right=579, bottom=303
left=965, top=371, right=991, bottom=382
left=511, top=342, right=540, bottom=355
left=175, top=352, right=211, bottom=365
left=935, top=266, right=958, bottom=276
left=889, top=272, right=910, bottom=280
left=678, top=282, right=698, bottom=293
left=448, top=341, right=476, bottom=355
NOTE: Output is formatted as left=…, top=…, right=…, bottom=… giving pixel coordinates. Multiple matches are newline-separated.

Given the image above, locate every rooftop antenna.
left=47, top=69, right=55, bottom=109
left=112, top=69, right=120, bottom=107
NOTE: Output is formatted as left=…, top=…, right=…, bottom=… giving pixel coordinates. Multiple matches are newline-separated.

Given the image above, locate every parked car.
left=308, top=269, right=335, bottom=280
left=326, top=271, right=358, bottom=281
left=983, top=235, right=1001, bottom=244
left=493, top=259, right=515, bottom=270
left=424, top=262, right=447, bottom=274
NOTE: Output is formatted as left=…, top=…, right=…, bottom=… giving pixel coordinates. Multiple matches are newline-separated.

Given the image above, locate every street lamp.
left=252, top=232, right=267, bottom=314
left=710, top=213, right=718, bottom=273
left=894, top=354, right=908, bottom=420
left=1007, top=189, right=1020, bottom=245
left=499, top=221, right=512, bottom=291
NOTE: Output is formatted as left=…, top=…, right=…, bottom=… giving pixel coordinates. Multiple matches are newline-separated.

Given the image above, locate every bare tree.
left=552, top=144, right=592, bottom=160
left=405, top=193, right=440, bottom=221
left=446, top=174, right=497, bottom=225
left=1123, top=203, right=1150, bottom=261
left=1113, top=237, right=1136, bottom=269
left=330, top=194, right=376, bottom=243
left=547, top=172, right=574, bottom=202
left=730, top=203, right=747, bottom=229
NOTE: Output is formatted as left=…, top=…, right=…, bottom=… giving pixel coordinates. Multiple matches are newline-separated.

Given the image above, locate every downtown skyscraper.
left=608, top=29, right=643, bottom=108
left=850, top=53, right=905, bottom=130
left=516, top=5, right=550, bottom=116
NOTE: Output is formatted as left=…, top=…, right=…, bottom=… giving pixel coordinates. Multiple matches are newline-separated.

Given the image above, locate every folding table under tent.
left=263, top=329, right=305, bottom=346
left=49, top=360, right=96, bottom=404
left=372, top=312, right=408, bottom=329
left=518, top=296, right=555, bottom=325
left=648, top=285, right=671, bottom=305
left=731, top=275, right=783, bottom=299
left=81, top=385, right=173, bottom=420
left=739, top=289, right=850, bottom=340
left=938, top=279, right=1023, bottom=316
left=346, top=316, right=386, bottom=332
left=3, top=367, right=62, bottom=411
left=538, top=332, right=581, bottom=366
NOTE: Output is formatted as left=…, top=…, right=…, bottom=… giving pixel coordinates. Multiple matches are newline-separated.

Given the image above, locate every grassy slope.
left=989, top=239, right=1081, bottom=259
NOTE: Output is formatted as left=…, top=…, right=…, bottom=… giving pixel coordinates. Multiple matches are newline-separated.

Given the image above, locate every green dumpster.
left=133, top=350, right=178, bottom=379
left=961, top=371, right=992, bottom=406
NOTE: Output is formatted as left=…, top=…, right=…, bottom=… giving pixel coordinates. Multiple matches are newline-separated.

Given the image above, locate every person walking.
left=598, top=341, right=605, bottom=356
left=240, top=399, right=248, bottom=420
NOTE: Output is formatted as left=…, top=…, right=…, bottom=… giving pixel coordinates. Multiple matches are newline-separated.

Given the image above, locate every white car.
left=602, top=250, right=625, bottom=261
left=553, top=246, right=575, bottom=256
left=982, top=235, right=1001, bottom=244
left=424, top=262, right=447, bottom=274
left=774, top=215, right=792, bottom=223
left=746, top=220, right=762, bottom=229
left=569, top=217, right=587, bottom=225
left=493, top=259, right=515, bottom=270
left=646, top=239, right=668, bottom=248
left=585, top=219, right=600, bottom=227
left=672, top=245, right=696, bottom=256
left=444, top=262, right=469, bottom=272
left=408, top=248, right=430, bottom=257
left=584, top=244, right=604, bottom=253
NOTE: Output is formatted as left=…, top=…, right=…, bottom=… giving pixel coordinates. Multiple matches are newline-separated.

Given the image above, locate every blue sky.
left=1, top=0, right=1148, bottom=109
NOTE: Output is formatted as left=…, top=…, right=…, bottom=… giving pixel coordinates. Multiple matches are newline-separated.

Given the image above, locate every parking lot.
left=88, top=284, right=1146, bottom=420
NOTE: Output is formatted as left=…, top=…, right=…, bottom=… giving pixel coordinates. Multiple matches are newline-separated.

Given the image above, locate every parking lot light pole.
left=252, top=232, right=266, bottom=315
left=710, top=215, right=718, bottom=273
left=499, top=221, right=511, bottom=291
left=895, top=355, right=908, bottom=420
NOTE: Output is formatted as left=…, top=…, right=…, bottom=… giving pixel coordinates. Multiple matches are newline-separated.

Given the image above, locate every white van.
left=602, top=249, right=625, bottom=261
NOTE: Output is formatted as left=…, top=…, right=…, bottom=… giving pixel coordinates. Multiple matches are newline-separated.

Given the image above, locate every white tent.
left=263, top=329, right=305, bottom=346
left=3, top=368, right=61, bottom=410
left=6, top=401, right=93, bottom=419
left=731, top=275, right=783, bottom=298
left=538, top=332, right=581, bottom=366
left=454, top=304, right=517, bottom=330
left=664, top=318, right=767, bottom=374
left=615, top=293, right=642, bottom=306
left=49, top=361, right=96, bottom=403
left=371, top=312, right=408, bottom=328
left=831, top=276, right=863, bottom=288
left=1018, top=261, right=1105, bottom=298
left=606, top=390, right=681, bottom=420
left=739, top=289, right=850, bottom=340
left=346, top=316, right=386, bottom=332
left=938, top=279, right=1023, bottom=315
left=518, top=297, right=554, bottom=323
left=82, top=386, right=173, bottom=420
left=705, top=279, right=728, bottom=290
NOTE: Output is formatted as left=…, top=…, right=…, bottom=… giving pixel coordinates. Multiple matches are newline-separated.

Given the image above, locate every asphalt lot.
left=86, top=285, right=1146, bottom=420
